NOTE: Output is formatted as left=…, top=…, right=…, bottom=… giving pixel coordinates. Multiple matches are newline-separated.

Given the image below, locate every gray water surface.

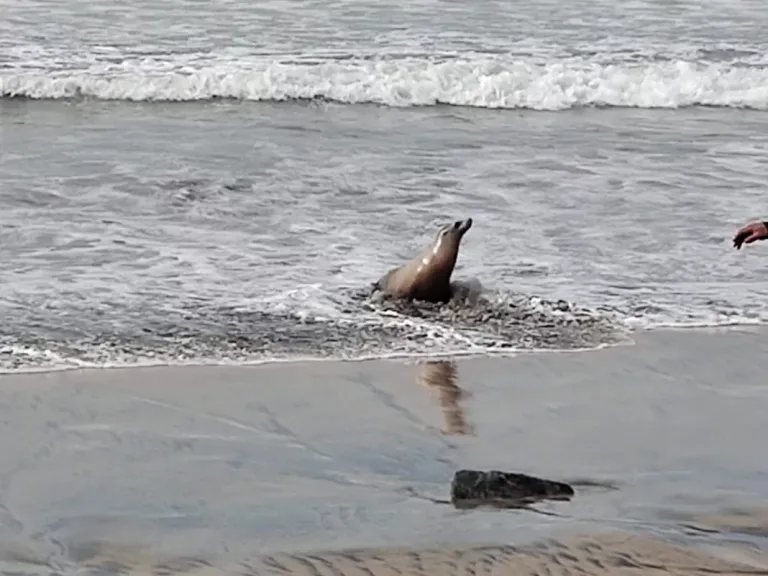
left=2, top=102, right=768, bottom=369
left=3, top=0, right=768, bottom=370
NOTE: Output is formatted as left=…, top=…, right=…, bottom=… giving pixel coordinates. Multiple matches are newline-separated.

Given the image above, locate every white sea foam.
left=3, top=57, right=768, bottom=110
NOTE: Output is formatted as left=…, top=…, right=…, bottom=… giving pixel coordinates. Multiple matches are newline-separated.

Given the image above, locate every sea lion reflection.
left=416, top=360, right=473, bottom=436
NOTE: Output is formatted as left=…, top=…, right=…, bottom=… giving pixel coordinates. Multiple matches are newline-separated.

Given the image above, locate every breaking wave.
left=3, top=56, right=768, bottom=110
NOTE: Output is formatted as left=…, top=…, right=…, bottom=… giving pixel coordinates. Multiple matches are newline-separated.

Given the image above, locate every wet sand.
left=1, top=327, right=768, bottom=574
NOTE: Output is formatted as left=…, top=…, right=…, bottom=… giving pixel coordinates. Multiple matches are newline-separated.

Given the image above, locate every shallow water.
left=2, top=0, right=768, bottom=370
left=2, top=102, right=768, bottom=370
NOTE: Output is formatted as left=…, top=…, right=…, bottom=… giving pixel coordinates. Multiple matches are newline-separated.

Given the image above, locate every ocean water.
left=2, top=0, right=768, bottom=371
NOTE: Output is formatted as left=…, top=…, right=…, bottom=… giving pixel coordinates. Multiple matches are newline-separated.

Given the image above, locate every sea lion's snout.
left=454, top=218, right=472, bottom=235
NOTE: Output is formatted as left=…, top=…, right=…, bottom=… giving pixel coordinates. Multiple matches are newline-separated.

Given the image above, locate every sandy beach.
left=1, top=327, right=768, bottom=575
left=5, top=0, right=768, bottom=571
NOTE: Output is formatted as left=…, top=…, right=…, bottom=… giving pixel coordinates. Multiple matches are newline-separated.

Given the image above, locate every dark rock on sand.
left=450, top=469, right=575, bottom=509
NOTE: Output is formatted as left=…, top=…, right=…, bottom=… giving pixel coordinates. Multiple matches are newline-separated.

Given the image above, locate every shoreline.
left=1, top=323, right=764, bottom=377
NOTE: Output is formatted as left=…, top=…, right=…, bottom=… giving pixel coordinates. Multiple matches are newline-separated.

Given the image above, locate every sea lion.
left=374, top=218, right=473, bottom=303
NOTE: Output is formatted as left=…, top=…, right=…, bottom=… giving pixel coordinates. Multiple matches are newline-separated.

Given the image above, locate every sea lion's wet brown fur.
left=375, top=218, right=473, bottom=303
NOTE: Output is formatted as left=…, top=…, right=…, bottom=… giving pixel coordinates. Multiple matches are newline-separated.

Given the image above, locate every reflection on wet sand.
left=27, top=532, right=768, bottom=576
left=1, top=330, right=767, bottom=575
left=416, top=360, right=473, bottom=436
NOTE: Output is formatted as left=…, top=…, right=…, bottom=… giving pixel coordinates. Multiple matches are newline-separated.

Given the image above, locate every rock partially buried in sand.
left=450, top=469, right=575, bottom=509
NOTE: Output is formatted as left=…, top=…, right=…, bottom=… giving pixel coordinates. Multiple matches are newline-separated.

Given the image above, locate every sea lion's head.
left=433, top=218, right=472, bottom=254
left=424, top=218, right=472, bottom=281
left=435, top=218, right=472, bottom=247
left=441, top=218, right=473, bottom=236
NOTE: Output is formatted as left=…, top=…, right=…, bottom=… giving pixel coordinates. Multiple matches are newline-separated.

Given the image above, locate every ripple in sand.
left=12, top=532, right=767, bottom=576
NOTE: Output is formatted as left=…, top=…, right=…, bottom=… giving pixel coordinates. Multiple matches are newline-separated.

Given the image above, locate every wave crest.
left=3, top=57, right=768, bottom=109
